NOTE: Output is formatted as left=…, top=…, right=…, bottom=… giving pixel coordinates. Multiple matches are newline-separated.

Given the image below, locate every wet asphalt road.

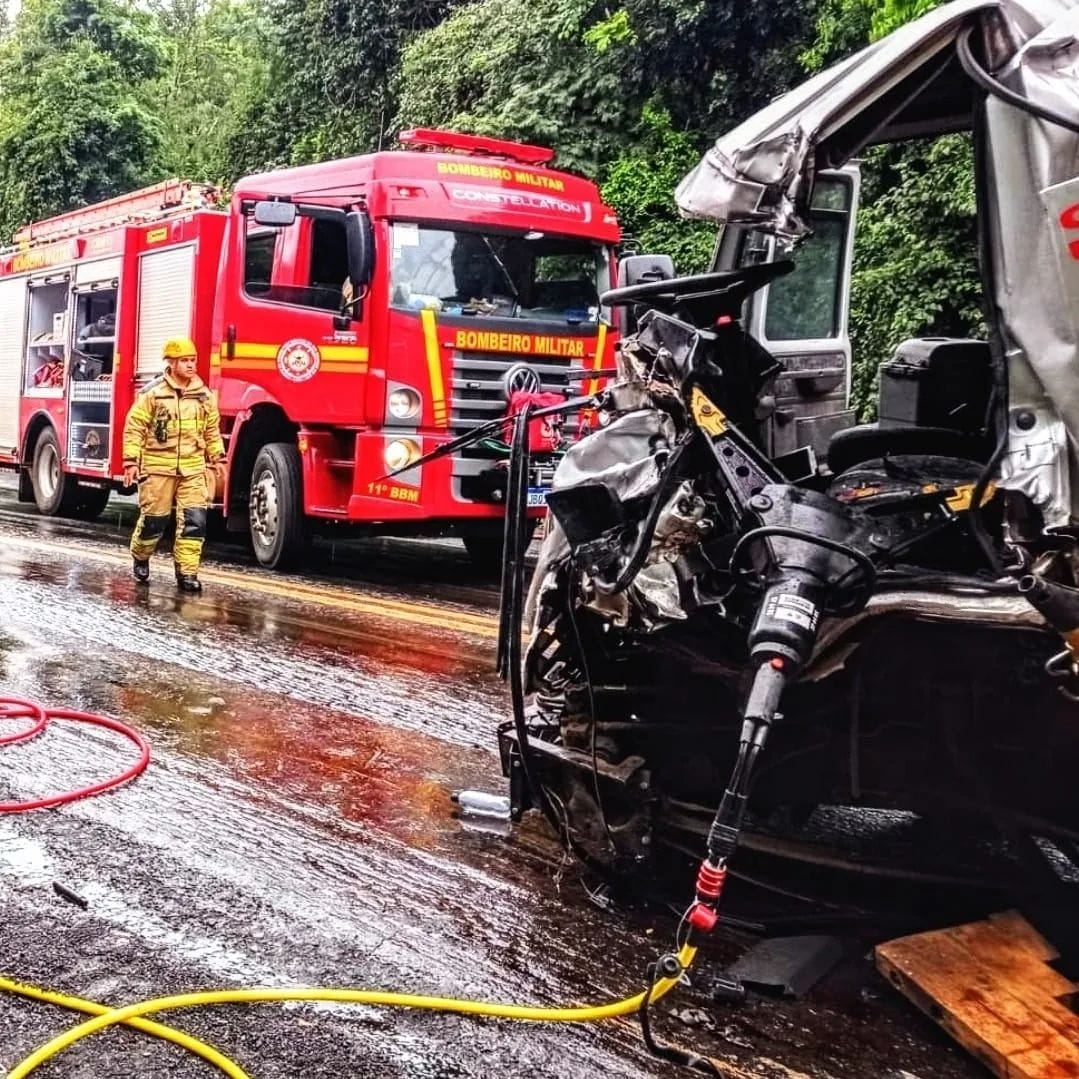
left=0, top=478, right=985, bottom=1079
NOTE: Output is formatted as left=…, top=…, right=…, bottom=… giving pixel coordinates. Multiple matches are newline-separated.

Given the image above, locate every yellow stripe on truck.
left=587, top=322, right=608, bottom=396
left=231, top=343, right=278, bottom=359
left=321, top=345, right=369, bottom=362
left=219, top=343, right=370, bottom=375
left=224, top=343, right=369, bottom=362
left=420, top=309, right=449, bottom=428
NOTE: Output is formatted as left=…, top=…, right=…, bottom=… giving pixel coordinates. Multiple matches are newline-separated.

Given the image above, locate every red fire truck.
left=0, top=129, right=620, bottom=568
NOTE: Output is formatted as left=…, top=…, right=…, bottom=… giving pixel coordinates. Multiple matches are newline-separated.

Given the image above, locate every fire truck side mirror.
left=336, top=210, right=374, bottom=326
left=253, top=200, right=297, bottom=227
left=346, top=210, right=374, bottom=291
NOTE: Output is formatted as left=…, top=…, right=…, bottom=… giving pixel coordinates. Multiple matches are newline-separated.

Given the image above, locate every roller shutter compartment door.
left=0, top=278, right=27, bottom=454
left=75, top=256, right=122, bottom=286
left=136, top=245, right=195, bottom=379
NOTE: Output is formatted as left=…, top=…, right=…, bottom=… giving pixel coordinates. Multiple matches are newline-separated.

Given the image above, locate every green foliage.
left=397, top=0, right=820, bottom=258
left=226, top=0, right=456, bottom=178
left=0, top=0, right=163, bottom=239
left=801, top=0, right=939, bottom=72
left=31, top=0, right=163, bottom=77
left=600, top=106, right=713, bottom=273
left=800, top=0, right=872, bottom=71
left=146, top=0, right=272, bottom=184
left=583, top=8, right=635, bottom=52
left=870, top=0, right=941, bottom=38
left=610, top=0, right=822, bottom=137
left=395, top=0, right=631, bottom=177
left=848, top=136, right=983, bottom=418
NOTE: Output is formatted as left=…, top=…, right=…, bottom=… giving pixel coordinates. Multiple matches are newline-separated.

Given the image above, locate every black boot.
left=175, top=573, right=202, bottom=594
left=133, top=558, right=150, bottom=584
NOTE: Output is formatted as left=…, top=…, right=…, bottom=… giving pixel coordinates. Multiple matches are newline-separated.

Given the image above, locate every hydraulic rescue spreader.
left=489, top=267, right=897, bottom=1068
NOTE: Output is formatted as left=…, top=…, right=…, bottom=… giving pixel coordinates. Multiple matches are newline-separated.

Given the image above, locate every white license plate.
left=527, top=487, right=549, bottom=508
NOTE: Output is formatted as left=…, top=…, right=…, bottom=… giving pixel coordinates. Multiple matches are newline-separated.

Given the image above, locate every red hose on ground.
left=0, top=699, right=48, bottom=746
left=0, top=696, right=151, bottom=812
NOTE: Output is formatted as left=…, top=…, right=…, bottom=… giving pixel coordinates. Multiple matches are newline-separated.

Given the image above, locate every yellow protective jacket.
left=122, top=373, right=225, bottom=477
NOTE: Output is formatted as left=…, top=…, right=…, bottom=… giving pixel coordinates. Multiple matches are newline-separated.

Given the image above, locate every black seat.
left=827, top=337, right=994, bottom=474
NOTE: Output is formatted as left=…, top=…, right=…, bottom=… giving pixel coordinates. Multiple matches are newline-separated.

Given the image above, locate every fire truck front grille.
left=449, top=351, right=583, bottom=438
left=449, top=350, right=585, bottom=498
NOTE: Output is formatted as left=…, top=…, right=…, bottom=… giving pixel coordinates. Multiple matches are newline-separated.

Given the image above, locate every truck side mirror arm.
left=334, top=287, right=366, bottom=330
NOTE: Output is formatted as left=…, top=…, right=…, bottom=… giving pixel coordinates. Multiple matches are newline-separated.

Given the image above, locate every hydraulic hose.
left=4, top=943, right=699, bottom=1079
left=0, top=978, right=249, bottom=1079
left=0, top=704, right=710, bottom=1079
left=0, top=697, right=150, bottom=812
left=957, top=23, right=1079, bottom=136
left=593, top=435, right=691, bottom=596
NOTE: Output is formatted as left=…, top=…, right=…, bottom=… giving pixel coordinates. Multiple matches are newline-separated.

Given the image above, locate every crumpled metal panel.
left=619, top=481, right=711, bottom=630
left=550, top=408, right=676, bottom=502
left=627, top=562, right=686, bottom=626
left=538, top=410, right=708, bottom=631
left=983, top=9, right=1079, bottom=523
left=675, top=0, right=1000, bottom=240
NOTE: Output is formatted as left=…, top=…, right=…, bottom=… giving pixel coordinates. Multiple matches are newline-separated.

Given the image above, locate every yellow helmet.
left=163, top=337, right=197, bottom=362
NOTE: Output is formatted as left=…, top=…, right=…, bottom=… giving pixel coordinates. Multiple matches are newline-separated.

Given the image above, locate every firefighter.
left=121, top=338, right=225, bottom=593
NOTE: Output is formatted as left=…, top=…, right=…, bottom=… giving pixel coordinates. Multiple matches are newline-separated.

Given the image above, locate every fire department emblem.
left=276, top=338, right=321, bottom=383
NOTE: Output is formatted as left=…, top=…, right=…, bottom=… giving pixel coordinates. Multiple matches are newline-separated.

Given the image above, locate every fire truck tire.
left=249, top=442, right=307, bottom=570
left=30, top=427, right=80, bottom=517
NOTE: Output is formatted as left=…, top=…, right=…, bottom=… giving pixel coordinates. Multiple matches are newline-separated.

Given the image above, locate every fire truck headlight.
left=384, top=438, right=421, bottom=473
left=387, top=387, right=421, bottom=421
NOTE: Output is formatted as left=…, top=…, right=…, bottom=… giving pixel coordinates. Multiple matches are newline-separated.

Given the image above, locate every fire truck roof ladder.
left=398, top=129, right=555, bottom=166
left=13, top=179, right=219, bottom=246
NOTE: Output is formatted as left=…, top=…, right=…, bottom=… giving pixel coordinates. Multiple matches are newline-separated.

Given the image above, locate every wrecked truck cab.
left=497, top=0, right=1079, bottom=889
left=680, top=0, right=1079, bottom=526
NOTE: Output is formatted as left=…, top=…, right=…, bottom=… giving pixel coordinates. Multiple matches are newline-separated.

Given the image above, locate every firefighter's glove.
left=122, top=462, right=139, bottom=487
left=211, top=459, right=227, bottom=485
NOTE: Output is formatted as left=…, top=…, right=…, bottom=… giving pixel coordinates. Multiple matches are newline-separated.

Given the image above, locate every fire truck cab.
left=0, top=129, right=620, bottom=569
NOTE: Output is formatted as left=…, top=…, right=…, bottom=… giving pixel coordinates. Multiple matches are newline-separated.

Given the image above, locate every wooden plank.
left=878, top=933, right=1066, bottom=1077
left=948, top=922, right=1076, bottom=1004
left=876, top=911, right=1079, bottom=1079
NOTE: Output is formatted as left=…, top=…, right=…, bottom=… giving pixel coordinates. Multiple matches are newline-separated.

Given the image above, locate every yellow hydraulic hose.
left=5, top=943, right=698, bottom=1079
left=0, top=976, right=251, bottom=1079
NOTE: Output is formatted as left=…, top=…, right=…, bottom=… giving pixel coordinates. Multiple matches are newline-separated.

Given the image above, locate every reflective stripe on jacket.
left=122, top=373, right=225, bottom=477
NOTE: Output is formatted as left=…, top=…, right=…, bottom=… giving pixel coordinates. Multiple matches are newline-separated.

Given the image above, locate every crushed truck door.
left=714, top=166, right=860, bottom=469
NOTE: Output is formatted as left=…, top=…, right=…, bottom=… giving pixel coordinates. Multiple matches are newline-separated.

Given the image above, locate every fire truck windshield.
left=390, top=223, right=609, bottom=323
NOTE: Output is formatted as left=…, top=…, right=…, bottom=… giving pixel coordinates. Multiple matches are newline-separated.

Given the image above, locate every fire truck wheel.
left=249, top=442, right=308, bottom=570
left=30, top=427, right=80, bottom=517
